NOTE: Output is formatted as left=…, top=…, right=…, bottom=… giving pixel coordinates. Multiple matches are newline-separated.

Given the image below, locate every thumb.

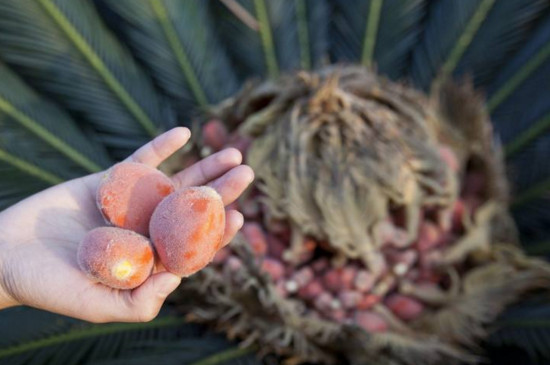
left=127, top=272, right=181, bottom=322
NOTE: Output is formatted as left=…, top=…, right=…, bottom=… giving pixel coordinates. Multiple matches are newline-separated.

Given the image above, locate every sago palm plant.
left=0, top=1, right=550, bottom=364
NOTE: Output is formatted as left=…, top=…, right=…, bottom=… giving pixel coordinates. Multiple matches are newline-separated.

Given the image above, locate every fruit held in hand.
left=150, top=186, right=225, bottom=277
left=77, top=227, right=154, bottom=290
left=97, top=162, right=175, bottom=235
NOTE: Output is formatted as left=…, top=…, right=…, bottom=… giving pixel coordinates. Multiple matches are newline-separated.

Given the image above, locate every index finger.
left=126, top=127, right=191, bottom=167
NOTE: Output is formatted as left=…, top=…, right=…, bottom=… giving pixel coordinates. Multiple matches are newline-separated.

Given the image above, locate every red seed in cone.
left=261, top=258, right=286, bottom=281
left=340, top=266, right=357, bottom=290
left=314, top=292, right=335, bottom=312
left=298, top=279, right=324, bottom=300
left=357, top=294, right=381, bottom=310
left=354, top=270, right=375, bottom=292
left=202, top=120, right=228, bottom=151
left=322, top=269, right=342, bottom=293
left=328, top=308, right=347, bottom=322
left=416, top=222, right=441, bottom=252
left=292, top=267, right=314, bottom=287
left=355, top=310, right=388, bottom=333
left=266, top=234, right=287, bottom=260
left=339, top=290, right=362, bottom=309
left=225, top=256, right=243, bottom=273
left=242, top=222, right=268, bottom=257
left=385, top=294, right=424, bottom=321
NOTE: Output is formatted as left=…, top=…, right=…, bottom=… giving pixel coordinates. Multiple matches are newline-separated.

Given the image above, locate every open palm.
left=0, top=127, right=254, bottom=322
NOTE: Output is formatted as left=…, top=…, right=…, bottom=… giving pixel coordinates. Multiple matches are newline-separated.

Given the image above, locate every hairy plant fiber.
left=175, top=66, right=550, bottom=365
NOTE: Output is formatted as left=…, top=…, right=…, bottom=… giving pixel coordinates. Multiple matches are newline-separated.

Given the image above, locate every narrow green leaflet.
left=211, top=0, right=328, bottom=79
left=0, top=0, right=173, bottom=158
left=331, top=0, right=426, bottom=80
left=0, top=62, right=112, bottom=209
left=410, top=0, right=547, bottom=90
left=102, top=0, right=239, bottom=121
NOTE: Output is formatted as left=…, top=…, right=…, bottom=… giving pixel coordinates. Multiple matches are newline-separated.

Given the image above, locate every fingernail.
left=236, top=211, right=244, bottom=229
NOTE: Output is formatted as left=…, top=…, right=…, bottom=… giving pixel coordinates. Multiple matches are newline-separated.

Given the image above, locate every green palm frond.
left=86, top=345, right=257, bottom=365
left=488, top=14, right=550, bottom=161
left=98, top=0, right=239, bottom=122
left=211, top=0, right=329, bottom=79
left=0, top=307, right=260, bottom=365
left=0, top=153, right=57, bottom=210
left=512, top=178, right=550, bottom=209
left=487, top=16, right=550, bottom=249
left=487, top=14, right=550, bottom=113
left=525, top=240, right=550, bottom=257
left=489, top=14, right=550, bottom=246
left=487, top=296, right=550, bottom=364
left=410, top=0, right=548, bottom=90
left=507, top=137, right=550, bottom=247
left=0, top=62, right=112, bottom=209
left=0, top=0, right=173, bottom=158
left=0, top=62, right=110, bottom=173
left=330, top=0, right=426, bottom=80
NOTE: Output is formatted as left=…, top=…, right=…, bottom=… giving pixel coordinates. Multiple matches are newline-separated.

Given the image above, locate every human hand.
left=0, top=127, right=254, bottom=322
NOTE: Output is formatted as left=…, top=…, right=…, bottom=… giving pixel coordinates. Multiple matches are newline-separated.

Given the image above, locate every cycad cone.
left=176, top=67, right=550, bottom=365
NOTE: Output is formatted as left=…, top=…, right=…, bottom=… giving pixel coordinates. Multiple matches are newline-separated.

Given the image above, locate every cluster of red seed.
left=201, top=120, right=481, bottom=334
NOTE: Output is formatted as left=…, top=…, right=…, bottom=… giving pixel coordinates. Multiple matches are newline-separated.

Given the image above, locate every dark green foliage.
left=513, top=196, right=550, bottom=252
left=98, top=0, right=239, bottom=121
left=486, top=15, right=550, bottom=249
left=0, top=0, right=173, bottom=159
left=410, top=0, right=548, bottom=90
left=210, top=0, right=329, bottom=79
left=487, top=296, right=550, bottom=365
left=489, top=14, right=550, bottom=158
left=0, top=62, right=111, bottom=209
left=330, top=0, right=426, bottom=80
left=0, top=307, right=260, bottom=365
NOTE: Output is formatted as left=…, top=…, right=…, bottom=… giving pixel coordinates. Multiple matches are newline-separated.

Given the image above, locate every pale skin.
left=0, top=127, right=254, bottom=323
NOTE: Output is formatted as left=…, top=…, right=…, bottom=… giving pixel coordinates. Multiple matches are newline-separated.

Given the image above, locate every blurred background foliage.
left=0, top=0, right=549, bottom=364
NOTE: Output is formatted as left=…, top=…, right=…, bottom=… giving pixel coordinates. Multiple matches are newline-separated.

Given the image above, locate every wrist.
left=0, top=237, right=19, bottom=309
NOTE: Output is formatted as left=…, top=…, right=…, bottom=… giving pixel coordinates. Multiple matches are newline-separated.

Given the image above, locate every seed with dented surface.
left=77, top=227, right=154, bottom=290
left=150, top=186, right=225, bottom=277
left=97, top=162, right=174, bottom=235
